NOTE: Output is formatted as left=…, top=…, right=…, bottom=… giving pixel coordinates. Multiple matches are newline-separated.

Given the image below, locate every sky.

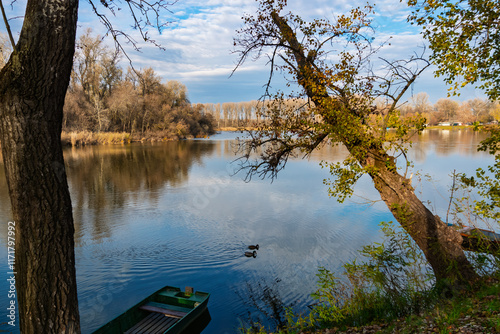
left=0, top=0, right=487, bottom=104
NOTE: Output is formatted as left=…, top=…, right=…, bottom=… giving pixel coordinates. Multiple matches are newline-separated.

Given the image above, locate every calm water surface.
left=0, top=129, right=495, bottom=333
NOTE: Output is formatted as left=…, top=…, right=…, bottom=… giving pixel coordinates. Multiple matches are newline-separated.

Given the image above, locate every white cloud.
left=0, top=0, right=480, bottom=104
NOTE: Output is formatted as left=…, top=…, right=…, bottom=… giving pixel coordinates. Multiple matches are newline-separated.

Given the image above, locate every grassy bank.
left=243, top=270, right=500, bottom=334
left=217, top=126, right=257, bottom=132
left=425, top=125, right=470, bottom=130
left=0, top=126, right=485, bottom=150
left=312, top=275, right=500, bottom=334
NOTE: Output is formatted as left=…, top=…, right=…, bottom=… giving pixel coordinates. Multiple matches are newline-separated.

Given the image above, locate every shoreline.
left=60, top=130, right=214, bottom=147
left=0, top=126, right=485, bottom=152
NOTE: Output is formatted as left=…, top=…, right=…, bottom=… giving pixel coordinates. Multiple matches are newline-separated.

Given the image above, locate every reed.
left=61, top=131, right=131, bottom=146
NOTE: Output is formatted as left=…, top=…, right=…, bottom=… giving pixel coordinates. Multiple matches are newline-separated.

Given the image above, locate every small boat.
left=454, top=225, right=500, bottom=253
left=92, top=286, right=210, bottom=334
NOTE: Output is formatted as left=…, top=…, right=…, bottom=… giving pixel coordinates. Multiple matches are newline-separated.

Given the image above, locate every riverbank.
left=0, top=125, right=486, bottom=150
left=60, top=128, right=251, bottom=146
left=244, top=274, right=500, bottom=334
left=61, top=131, right=132, bottom=146
left=60, top=130, right=214, bottom=147
left=314, top=275, right=500, bottom=334
left=241, top=221, right=500, bottom=334
left=58, top=126, right=478, bottom=146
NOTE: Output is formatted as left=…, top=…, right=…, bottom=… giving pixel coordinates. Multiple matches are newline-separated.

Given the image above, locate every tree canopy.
left=408, top=0, right=500, bottom=100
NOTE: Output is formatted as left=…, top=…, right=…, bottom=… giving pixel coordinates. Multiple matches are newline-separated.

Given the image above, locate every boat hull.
left=92, top=286, right=210, bottom=334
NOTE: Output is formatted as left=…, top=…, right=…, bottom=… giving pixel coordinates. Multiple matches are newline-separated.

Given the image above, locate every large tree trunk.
left=0, top=0, right=80, bottom=332
left=270, top=11, right=478, bottom=287
left=361, top=146, right=478, bottom=284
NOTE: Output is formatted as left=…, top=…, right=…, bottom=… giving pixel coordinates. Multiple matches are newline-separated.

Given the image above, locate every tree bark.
left=0, top=0, right=80, bottom=332
left=361, top=146, right=477, bottom=284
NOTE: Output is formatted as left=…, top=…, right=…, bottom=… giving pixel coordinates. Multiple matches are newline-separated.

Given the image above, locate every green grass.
left=376, top=275, right=500, bottom=334
left=425, top=125, right=469, bottom=130
left=244, top=275, right=500, bottom=334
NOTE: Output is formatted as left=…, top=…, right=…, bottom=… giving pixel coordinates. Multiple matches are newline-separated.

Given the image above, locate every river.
left=0, top=129, right=495, bottom=333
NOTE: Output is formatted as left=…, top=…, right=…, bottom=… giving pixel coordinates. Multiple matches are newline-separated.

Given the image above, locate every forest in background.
left=62, top=29, right=216, bottom=141
left=2, top=30, right=499, bottom=142
left=1, top=30, right=216, bottom=142
left=197, top=93, right=500, bottom=129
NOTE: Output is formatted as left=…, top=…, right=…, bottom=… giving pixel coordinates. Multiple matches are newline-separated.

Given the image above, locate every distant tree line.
left=196, top=98, right=311, bottom=128
left=397, top=92, right=500, bottom=125
left=198, top=93, right=499, bottom=128
left=3, top=31, right=496, bottom=133
left=64, top=29, right=216, bottom=139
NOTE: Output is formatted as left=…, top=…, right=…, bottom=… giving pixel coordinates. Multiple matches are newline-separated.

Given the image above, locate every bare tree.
left=107, top=80, right=140, bottom=133
left=490, top=101, right=500, bottom=122
left=165, top=80, right=189, bottom=107
left=411, top=92, right=432, bottom=114
left=435, top=98, right=459, bottom=122
left=467, top=98, right=493, bottom=123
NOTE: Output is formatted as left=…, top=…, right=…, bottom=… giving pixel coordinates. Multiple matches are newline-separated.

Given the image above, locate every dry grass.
left=61, top=131, right=131, bottom=146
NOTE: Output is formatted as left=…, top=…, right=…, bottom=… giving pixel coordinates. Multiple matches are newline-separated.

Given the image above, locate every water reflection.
left=0, top=129, right=490, bottom=231
left=0, top=129, right=495, bottom=334
left=412, top=129, right=490, bottom=162
left=65, top=141, right=216, bottom=243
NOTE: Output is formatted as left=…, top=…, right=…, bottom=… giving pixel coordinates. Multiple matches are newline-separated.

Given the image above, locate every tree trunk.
left=360, top=146, right=478, bottom=285
left=270, top=11, right=478, bottom=287
left=0, top=0, right=80, bottom=332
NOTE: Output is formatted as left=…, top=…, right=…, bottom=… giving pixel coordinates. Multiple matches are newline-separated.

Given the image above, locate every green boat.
left=92, top=286, right=210, bottom=334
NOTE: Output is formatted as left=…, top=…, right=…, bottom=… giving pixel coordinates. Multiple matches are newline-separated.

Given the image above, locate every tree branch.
left=86, top=0, right=176, bottom=70
left=0, top=0, right=16, bottom=53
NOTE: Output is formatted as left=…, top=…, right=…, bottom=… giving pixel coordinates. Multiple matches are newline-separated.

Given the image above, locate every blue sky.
left=1, top=0, right=486, bottom=104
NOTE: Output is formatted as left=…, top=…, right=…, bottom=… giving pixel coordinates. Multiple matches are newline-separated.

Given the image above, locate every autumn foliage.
left=63, top=29, right=216, bottom=141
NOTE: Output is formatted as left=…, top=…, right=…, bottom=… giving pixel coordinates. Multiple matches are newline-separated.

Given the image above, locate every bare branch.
left=0, top=0, right=16, bottom=53
left=84, top=0, right=176, bottom=78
